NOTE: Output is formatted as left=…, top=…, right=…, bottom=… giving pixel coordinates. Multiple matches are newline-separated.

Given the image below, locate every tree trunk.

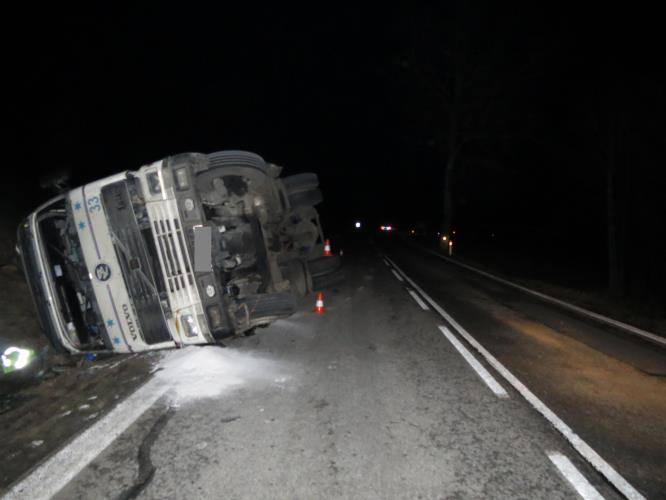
left=442, top=57, right=462, bottom=237
left=606, top=117, right=622, bottom=296
left=442, top=149, right=456, bottom=235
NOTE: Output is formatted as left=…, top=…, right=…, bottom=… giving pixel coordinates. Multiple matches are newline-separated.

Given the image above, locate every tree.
left=397, top=4, right=510, bottom=236
left=588, top=61, right=626, bottom=296
left=604, top=100, right=623, bottom=296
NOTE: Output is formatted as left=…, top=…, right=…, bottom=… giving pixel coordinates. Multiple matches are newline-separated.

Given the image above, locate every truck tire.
left=282, top=173, right=319, bottom=195
left=288, top=188, right=323, bottom=209
left=307, top=255, right=341, bottom=278
left=207, top=150, right=268, bottom=173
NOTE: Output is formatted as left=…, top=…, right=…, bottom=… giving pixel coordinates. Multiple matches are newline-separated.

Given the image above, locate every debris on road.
left=0, top=349, right=154, bottom=494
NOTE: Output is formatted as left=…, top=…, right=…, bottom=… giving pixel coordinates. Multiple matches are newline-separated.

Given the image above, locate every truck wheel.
left=282, top=173, right=319, bottom=194
left=207, top=150, right=268, bottom=172
left=288, top=189, right=323, bottom=209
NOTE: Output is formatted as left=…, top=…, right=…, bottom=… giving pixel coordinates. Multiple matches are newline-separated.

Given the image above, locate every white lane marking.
left=391, top=269, right=404, bottom=282
left=4, top=379, right=168, bottom=500
left=383, top=258, right=391, bottom=267
left=407, top=289, right=429, bottom=310
left=419, top=246, right=665, bottom=347
left=385, top=256, right=646, bottom=500
left=548, top=452, right=605, bottom=500
left=439, top=326, right=508, bottom=398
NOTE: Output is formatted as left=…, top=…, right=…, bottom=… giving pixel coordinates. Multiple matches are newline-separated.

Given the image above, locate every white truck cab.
left=19, top=162, right=212, bottom=353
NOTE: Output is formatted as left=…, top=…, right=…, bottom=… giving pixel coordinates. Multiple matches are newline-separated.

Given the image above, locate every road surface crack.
left=220, top=415, right=240, bottom=423
left=115, top=407, right=174, bottom=500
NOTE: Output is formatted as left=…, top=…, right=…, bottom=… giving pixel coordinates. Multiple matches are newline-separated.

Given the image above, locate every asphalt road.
left=384, top=240, right=666, bottom=499
left=5, top=242, right=665, bottom=499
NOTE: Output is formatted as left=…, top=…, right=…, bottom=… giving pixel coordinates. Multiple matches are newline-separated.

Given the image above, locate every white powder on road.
left=154, top=346, right=289, bottom=403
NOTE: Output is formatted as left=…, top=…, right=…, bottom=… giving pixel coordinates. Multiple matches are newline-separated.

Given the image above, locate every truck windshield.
left=36, top=199, right=109, bottom=350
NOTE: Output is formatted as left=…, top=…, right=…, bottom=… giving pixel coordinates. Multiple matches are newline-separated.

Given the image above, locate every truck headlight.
left=180, top=314, right=199, bottom=337
left=174, top=168, right=189, bottom=191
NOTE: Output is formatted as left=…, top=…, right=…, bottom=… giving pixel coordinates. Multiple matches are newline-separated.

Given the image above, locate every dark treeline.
left=390, top=4, right=666, bottom=299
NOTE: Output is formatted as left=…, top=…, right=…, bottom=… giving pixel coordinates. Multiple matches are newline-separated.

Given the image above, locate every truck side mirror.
left=39, top=169, right=71, bottom=193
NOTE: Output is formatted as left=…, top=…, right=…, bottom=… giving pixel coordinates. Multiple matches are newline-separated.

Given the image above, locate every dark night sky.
left=5, top=4, right=666, bottom=296
left=8, top=5, right=403, bottom=219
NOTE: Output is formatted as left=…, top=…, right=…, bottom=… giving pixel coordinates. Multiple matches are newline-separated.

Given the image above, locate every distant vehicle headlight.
left=180, top=314, right=200, bottom=337
left=174, top=168, right=189, bottom=191
left=354, top=221, right=361, bottom=229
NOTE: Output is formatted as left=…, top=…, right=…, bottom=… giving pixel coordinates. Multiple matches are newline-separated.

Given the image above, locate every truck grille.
left=146, top=201, right=198, bottom=312
left=101, top=182, right=171, bottom=345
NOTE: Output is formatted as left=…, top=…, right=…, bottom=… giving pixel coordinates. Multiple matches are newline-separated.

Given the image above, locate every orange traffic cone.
left=323, top=239, right=332, bottom=257
left=314, top=292, right=325, bottom=314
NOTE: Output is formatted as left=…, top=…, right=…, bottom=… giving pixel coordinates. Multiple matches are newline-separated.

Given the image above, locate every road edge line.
left=407, top=289, right=430, bottom=310
left=3, top=379, right=167, bottom=500
left=438, top=325, right=508, bottom=398
left=391, top=269, right=405, bottom=282
left=385, top=255, right=646, bottom=500
left=547, top=451, right=605, bottom=500
left=417, top=245, right=665, bottom=348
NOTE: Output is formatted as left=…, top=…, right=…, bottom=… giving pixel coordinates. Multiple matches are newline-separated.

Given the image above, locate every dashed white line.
left=385, top=255, right=646, bottom=500
left=548, top=452, right=605, bottom=500
left=391, top=269, right=404, bottom=281
left=407, top=289, right=429, bottom=310
left=4, top=379, right=168, bottom=500
left=438, top=326, right=508, bottom=398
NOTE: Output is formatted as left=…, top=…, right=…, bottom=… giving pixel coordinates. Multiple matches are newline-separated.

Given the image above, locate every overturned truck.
left=17, top=151, right=341, bottom=354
